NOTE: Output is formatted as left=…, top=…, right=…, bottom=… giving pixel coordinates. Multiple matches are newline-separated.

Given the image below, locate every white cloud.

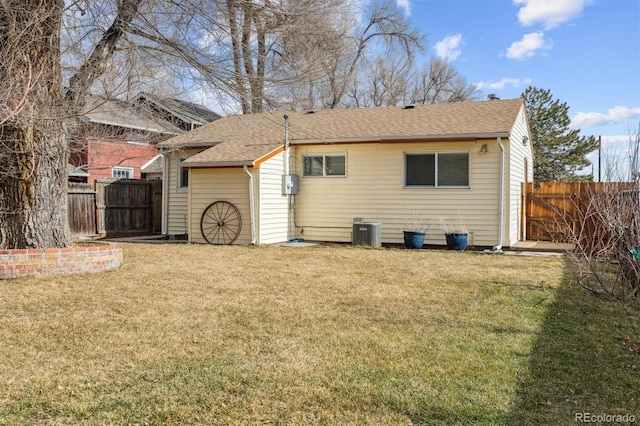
left=571, top=106, right=640, bottom=128
left=473, top=77, right=533, bottom=91
left=396, top=0, right=411, bottom=16
left=601, top=134, right=633, bottom=148
left=434, top=34, right=463, bottom=62
left=505, top=32, right=552, bottom=60
left=585, top=134, right=640, bottom=180
left=514, top=0, right=593, bottom=29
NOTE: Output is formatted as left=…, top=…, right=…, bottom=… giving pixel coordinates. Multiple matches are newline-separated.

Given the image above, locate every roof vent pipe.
left=487, top=94, right=500, bottom=100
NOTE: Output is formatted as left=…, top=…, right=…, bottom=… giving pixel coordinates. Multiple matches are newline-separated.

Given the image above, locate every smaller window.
left=112, top=167, right=133, bottom=179
left=303, top=155, right=346, bottom=177
left=178, top=157, right=189, bottom=190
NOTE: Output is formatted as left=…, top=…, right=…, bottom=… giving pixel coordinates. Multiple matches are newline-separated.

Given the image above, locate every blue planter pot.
left=445, top=233, right=468, bottom=251
left=403, top=231, right=425, bottom=249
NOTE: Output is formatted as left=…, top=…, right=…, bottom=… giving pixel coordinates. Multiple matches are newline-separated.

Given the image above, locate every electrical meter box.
left=282, top=174, right=299, bottom=195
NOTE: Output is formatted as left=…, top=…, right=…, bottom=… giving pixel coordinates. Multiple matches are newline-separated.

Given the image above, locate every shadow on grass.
left=508, top=259, right=640, bottom=424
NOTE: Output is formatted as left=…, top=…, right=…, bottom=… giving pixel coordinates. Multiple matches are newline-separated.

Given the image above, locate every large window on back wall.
left=405, top=152, right=469, bottom=187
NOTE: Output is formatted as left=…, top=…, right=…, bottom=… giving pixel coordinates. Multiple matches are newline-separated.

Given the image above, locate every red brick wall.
left=0, top=243, right=123, bottom=279
left=87, top=140, right=159, bottom=183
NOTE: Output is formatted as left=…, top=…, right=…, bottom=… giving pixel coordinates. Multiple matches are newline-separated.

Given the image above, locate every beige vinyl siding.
left=292, top=141, right=502, bottom=247
left=505, top=105, right=534, bottom=245
left=189, top=167, right=251, bottom=244
left=258, top=152, right=290, bottom=244
left=165, top=150, right=200, bottom=236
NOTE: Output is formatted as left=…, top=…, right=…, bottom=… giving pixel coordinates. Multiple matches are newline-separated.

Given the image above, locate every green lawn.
left=0, top=244, right=638, bottom=425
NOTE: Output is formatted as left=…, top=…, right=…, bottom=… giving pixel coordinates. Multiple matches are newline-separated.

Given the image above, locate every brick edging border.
left=0, top=242, right=123, bottom=279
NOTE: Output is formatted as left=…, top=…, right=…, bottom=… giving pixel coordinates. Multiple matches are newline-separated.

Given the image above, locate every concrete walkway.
left=103, top=235, right=187, bottom=244
left=506, top=240, right=574, bottom=257
left=511, top=240, right=574, bottom=252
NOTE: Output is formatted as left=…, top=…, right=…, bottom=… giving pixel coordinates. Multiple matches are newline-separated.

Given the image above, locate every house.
left=69, top=94, right=219, bottom=183
left=157, top=98, right=533, bottom=249
left=136, top=92, right=221, bottom=132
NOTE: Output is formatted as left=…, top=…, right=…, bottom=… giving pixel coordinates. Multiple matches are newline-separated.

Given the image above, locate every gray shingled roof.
left=158, top=98, right=525, bottom=167
left=137, top=92, right=221, bottom=126
left=83, top=96, right=182, bottom=135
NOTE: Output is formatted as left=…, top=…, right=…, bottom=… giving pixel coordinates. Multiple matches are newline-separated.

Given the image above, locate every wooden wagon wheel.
left=200, top=201, right=242, bottom=245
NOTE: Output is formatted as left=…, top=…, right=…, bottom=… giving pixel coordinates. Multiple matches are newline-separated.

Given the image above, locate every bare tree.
left=59, top=0, right=423, bottom=114
left=346, top=53, right=414, bottom=107
left=323, top=0, right=422, bottom=109
left=344, top=55, right=478, bottom=108
left=410, top=57, right=479, bottom=104
left=272, top=0, right=423, bottom=110
left=557, top=126, right=640, bottom=304
left=0, top=0, right=142, bottom=249
left=0, top=0, right=70, bottom=249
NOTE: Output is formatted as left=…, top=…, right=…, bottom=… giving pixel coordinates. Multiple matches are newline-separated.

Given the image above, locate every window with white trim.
left=112, top=166, right=133, bottom=179
left=303, top=155, right=346, bottom=177
left=405, top=152, right=469, bottom=187
left=178, top=157, right=189, bottom=190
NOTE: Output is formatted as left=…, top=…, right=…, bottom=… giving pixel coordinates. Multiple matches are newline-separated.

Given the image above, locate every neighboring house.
left=140, top=154, right=164, bottom=180
left=158, top=98, right=533, bottom=249
left=69, top=94, right=219, bottom=183
left=136, top=92, right=222, bottom=132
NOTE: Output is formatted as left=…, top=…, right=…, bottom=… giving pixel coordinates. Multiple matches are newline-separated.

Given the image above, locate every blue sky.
left=399, top=0, right=640, bottom=174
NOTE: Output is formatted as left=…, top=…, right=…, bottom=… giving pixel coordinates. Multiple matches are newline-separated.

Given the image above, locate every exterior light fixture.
left=480, top=143, right=489, bottom=154
left=522, top=136, right=529, bottom=146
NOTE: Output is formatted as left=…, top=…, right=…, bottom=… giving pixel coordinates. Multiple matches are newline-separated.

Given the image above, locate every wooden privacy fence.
left=68, top=179, right=162, bottom=238
left=523, top=181, right=637, bottom=242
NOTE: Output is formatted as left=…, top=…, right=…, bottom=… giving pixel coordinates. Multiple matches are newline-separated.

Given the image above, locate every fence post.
left=95, top=180, right=107, bottom=238
left=521, top=182, right=527, bottom=241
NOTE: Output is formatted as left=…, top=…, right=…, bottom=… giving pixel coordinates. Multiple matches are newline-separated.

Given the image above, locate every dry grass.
left=0, top=244, right=638, bottom=424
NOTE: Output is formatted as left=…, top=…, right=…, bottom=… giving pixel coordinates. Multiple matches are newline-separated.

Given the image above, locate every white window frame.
left=302, top=154, right=347, bottom=177
left=177, top=156, right=189, bottom=192
left=112, top=166, right=134, bottom=179
left=404, top=151, right=470, bottom=188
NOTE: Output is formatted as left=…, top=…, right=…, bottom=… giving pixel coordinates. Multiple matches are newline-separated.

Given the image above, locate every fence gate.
left=95, top=179, right=158, bottom=236
left=523, top=182, right=580, bottom=241
left=68, top=183, right=97, bottom=236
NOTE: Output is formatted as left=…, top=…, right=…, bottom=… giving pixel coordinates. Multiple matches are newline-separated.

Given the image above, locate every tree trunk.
left=0, top=119, right=70, bottom=249
left=0, top=0, right=71, bottom=249
left=227, top=0, right=250, bottom=114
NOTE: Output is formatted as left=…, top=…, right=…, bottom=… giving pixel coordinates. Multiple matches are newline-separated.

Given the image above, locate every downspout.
left=494, top=136, right=505, bottom=252
left=161, top=148, right=168, bottom=235
left=244, top=165, right=257, bottom=245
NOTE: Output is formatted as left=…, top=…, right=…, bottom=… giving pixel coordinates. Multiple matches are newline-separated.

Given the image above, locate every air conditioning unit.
left=352, top=222, right=382, bottom=247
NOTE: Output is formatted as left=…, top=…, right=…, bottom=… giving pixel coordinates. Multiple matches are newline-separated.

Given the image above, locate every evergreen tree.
left=521, top=86, right=598, bottom=184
